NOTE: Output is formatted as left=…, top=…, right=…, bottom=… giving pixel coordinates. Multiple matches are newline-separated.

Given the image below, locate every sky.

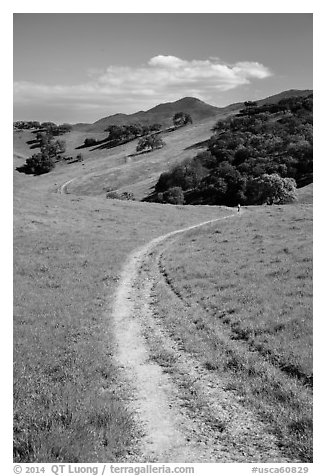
left=13, top=13, right=313, bottom=124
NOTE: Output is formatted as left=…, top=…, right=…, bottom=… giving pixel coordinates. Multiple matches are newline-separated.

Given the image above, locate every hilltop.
left=72, top=89, right=312, bottom=133
left=255, top=89, right=312, bottom=106
left=14, top=89, right=313, bottom=202
left=73, top=97, right=221, bottom=132
left=151, top=92, right=313, bottom=205
left=13, top=86, right=313, bottom=464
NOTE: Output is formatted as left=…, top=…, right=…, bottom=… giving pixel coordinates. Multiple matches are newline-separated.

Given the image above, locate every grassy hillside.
left=153, top=93, right=313, bottom=206
left=155, top=203, right=312, bottom=461
left=73, top=97, right=221, bottom=132
left=296, top=183, right=313, bottom=204
left=13, top=130, right=36, bottom=159
left=14, top=156, right=231, bottom=462
left=256, top=89, right=312, bottom=106
left=14, top=117, right=224, bottom=200
left=69, top=120, right=217, bottom=197
left=72, top=90, right=312, bottom=133
left=14, top=129, right=109, bottom=161
left=13, top=88, right=313, bottom=463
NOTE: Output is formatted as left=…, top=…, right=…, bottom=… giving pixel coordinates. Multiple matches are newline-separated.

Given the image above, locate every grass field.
left=13, top=122, right=313, bottom=462
left=155, top=202, right=312, bottom=461
left=14, top=118, right=219, bottom=200
left=63, top=119, right=218, bottom=198
left=13, top=152, right=229, bottom=462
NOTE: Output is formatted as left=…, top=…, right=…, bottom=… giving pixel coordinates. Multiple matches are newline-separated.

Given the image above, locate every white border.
left=4, top=3, right=321, bottom=473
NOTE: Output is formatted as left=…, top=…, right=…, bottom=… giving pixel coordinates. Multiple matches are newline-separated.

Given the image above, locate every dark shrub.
left=84, top=138, right=97, bottom=147
left=162, top=187, right=185, bottom=205
left=24, top=153, right=55, bottom=175
left=106, top=190, right=135, bottom=201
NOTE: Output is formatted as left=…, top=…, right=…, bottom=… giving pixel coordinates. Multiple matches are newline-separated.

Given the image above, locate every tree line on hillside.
left=83, top=122, right=162, bottom=149
left=84, top=112, right=193, bottom=151
left=14, top=121, right=72, bottom=136
left=17, top=110, right=193, bottom=176
left=15, top=121, right=74, bottom=174
left=16, top=121, right=86, bottom=174
left=152, top=94, right=312, bottom=206
left=19, top=128, right=69, bottom=175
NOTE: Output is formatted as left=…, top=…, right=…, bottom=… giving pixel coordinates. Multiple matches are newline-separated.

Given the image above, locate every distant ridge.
left=256, top=89, right=312, bottom=106
left=72, top=89, right=312, bottom=133
left=74, top=97, right=220, bottom=132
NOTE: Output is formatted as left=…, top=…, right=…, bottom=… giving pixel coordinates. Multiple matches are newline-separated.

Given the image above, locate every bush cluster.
left=83, top=137, right=97, bottom=147
left=154, top=94, right=312, bottom=206
left=24, top=153, right=56, bottom=175
left=23, top=131, right=67, bottom=175
left=136, top=134, right=165, bottom=152
left=14, top=121, right=72, bottom=135
left=157, top=187, right=185, bottom=205
left=173, top=112, right=193, bottom=127
left=106, top=190, right=135, bottom=201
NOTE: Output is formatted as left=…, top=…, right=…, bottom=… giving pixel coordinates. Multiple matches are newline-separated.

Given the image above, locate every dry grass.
left=14, top=119, right=217, bottom=200
left=157, top=203, right=313, bottom=461
left=13, top=123, right=313, bottom=462
left=13, top=153, right=226, bottom=462
left=66, top=120, right=217, bottom=198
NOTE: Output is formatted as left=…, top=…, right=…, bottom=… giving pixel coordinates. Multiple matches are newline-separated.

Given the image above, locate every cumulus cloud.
left=148, top=55, right=187, bottom=68
left=14, top=55, right=272, bottom=120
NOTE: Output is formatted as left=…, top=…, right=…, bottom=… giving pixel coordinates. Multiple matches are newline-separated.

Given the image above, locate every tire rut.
left=111, top=214, right=291, bottom=462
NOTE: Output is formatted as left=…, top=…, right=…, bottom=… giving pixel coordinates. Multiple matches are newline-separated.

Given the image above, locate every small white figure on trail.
left=237, top=203, right=241, bottom=213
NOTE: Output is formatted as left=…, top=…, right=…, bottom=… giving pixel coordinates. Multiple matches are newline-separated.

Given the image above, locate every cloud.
left=148, top=55, right=186, bottom=68
left=233, top=61, right=272, bottom=79
left=14, top=55, right=272, bottom=120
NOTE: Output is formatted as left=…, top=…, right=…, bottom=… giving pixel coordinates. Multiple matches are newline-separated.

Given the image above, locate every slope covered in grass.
left=14, top=118, right=220, bottom=200
left=14, top=157, right=230, bottom=462
left=153, top=94, right=313, bottom=206
left=13, top=90, right=313, bottom=462
left=72, top=90, right=311, bottom=133
left=14, top=129, right=110, bottom=161
left=297, top=183, right=313, bottom=204
left=156, top=203, right=312, bottom=461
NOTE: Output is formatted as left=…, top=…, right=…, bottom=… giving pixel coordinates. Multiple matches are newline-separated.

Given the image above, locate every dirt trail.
left=58, top=178, right=76, bottom=194
left=112, top=214, right=290, bottom=463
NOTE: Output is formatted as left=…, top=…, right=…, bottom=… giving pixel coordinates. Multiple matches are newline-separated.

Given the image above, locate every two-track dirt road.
left=111, top=214, right=291, bottom=463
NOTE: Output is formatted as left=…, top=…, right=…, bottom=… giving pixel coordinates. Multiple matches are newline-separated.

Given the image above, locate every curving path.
left=111, top=212, right=291, bottom=463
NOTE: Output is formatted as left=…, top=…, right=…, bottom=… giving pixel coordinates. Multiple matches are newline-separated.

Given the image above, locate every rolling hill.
left=72, top=89, right=312, bottom=133
left=73, top=97, right=221, bottom=132
left=256, top=89, right=312, bottom=106
left=13, top=86, right=313, bottom=464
